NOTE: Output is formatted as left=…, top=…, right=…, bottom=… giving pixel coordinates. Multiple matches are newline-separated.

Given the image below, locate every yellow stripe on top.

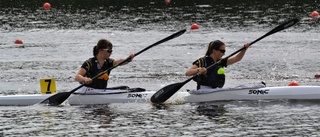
left=85, top=61, right=91, bottom=71
left=198, top=58, right=205, bottom=67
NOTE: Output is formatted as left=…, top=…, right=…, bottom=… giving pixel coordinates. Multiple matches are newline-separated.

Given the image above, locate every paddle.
left=151, top=18, right=300, bottom=104
left=39, top=29, right=186, bottom=106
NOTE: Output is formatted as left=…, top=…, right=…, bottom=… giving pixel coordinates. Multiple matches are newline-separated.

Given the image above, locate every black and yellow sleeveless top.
left=192, top=56, right=227, bottom=89
left=81, top=57, right=114, bottom=89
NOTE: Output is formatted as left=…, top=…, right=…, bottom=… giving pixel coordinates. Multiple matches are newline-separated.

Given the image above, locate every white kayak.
left=0, top=94, right=52, bottom=106
left=186, top=85, right=320, bottom=103
left=1, top=85, right=320, bottom=106
left=0, top=91, right=187, bottom=106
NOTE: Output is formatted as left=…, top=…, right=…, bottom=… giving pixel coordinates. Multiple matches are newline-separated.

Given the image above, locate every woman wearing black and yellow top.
left=185, top=40, right=250, bottom=90
left=75, top=39, right=134, bottom=93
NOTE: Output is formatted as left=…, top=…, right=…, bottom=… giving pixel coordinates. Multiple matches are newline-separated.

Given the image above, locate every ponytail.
left=93, top=46, right=99, bottom=56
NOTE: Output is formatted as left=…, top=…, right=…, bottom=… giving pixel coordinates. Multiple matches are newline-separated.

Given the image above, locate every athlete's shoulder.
left=193, top=56, right=206, bottom=67
left=82, top=57, right=95, bottom=70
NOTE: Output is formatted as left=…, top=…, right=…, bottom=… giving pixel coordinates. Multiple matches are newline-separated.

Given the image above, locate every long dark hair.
left=205, top=40, right=225, bottom=56
left=93, top=39, right=113, bottom=56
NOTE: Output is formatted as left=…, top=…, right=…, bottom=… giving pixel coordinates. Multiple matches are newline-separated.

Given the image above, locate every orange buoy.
left=190, top=23, right=199, bottom=30
left=14, top=39, right=23, bottom=44
left=288, top=81, right=300, bottom=86
left=43, top=2, right=51, bottom=10
left=165, top=0, right=171, bottom=4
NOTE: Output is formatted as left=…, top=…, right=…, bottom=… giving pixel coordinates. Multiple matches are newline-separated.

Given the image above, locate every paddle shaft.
left=40, top=29, right=186, bottom=105
left=151, top=18, right=300, bottom=103
left=205, top=18, right=299, bottom=73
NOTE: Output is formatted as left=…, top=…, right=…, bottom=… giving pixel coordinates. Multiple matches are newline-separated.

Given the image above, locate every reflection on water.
left=196, top=104, right=226, bottom=118
left=79, top=105, right=114, bottom=128
left=1, top=101, right=320, bottom=136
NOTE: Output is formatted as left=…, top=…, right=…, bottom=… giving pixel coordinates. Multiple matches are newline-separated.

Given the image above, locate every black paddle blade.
left=250, top=18, right=300, bottom=45
left=39, top=92, right=72, bottom=106
left=151, top=82, right=185, bottom=103
left=271, top=18, right=299, bottom=34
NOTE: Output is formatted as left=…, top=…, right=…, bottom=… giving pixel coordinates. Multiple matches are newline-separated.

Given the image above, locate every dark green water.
left=1, top=0, right=319, bottom=31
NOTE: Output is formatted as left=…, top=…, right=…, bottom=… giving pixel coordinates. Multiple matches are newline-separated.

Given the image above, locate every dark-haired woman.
left=74, top=39, right=134, bottom=94
left=185, top=40, right=250, bottom=90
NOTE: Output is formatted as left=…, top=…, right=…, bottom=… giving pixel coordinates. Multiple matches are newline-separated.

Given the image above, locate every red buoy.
left=43, top=2, right=51, bottom=10
left=190, top=23, right=199, bottom=30
left=311, top=11, right=319, bottom=19
left=288, top=81, right=300, bottom=86
left=14, top=39, right=23, bottom=44
left=315, top=74, right=320, bottom=79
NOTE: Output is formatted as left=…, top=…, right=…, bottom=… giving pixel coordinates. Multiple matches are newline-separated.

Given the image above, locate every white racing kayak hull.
left=186, top=86, right=320, bottom=103
left=67, top=91, right=189, bottom=105
left=0, top=94, right=53, bottom=106
left=0, top=86, right=320, bottom=106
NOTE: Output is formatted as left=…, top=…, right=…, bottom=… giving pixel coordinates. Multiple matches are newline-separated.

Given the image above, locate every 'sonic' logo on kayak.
left=248, top=89, right=269, bottom=95
left=127, top=94, right=147, bottom=98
